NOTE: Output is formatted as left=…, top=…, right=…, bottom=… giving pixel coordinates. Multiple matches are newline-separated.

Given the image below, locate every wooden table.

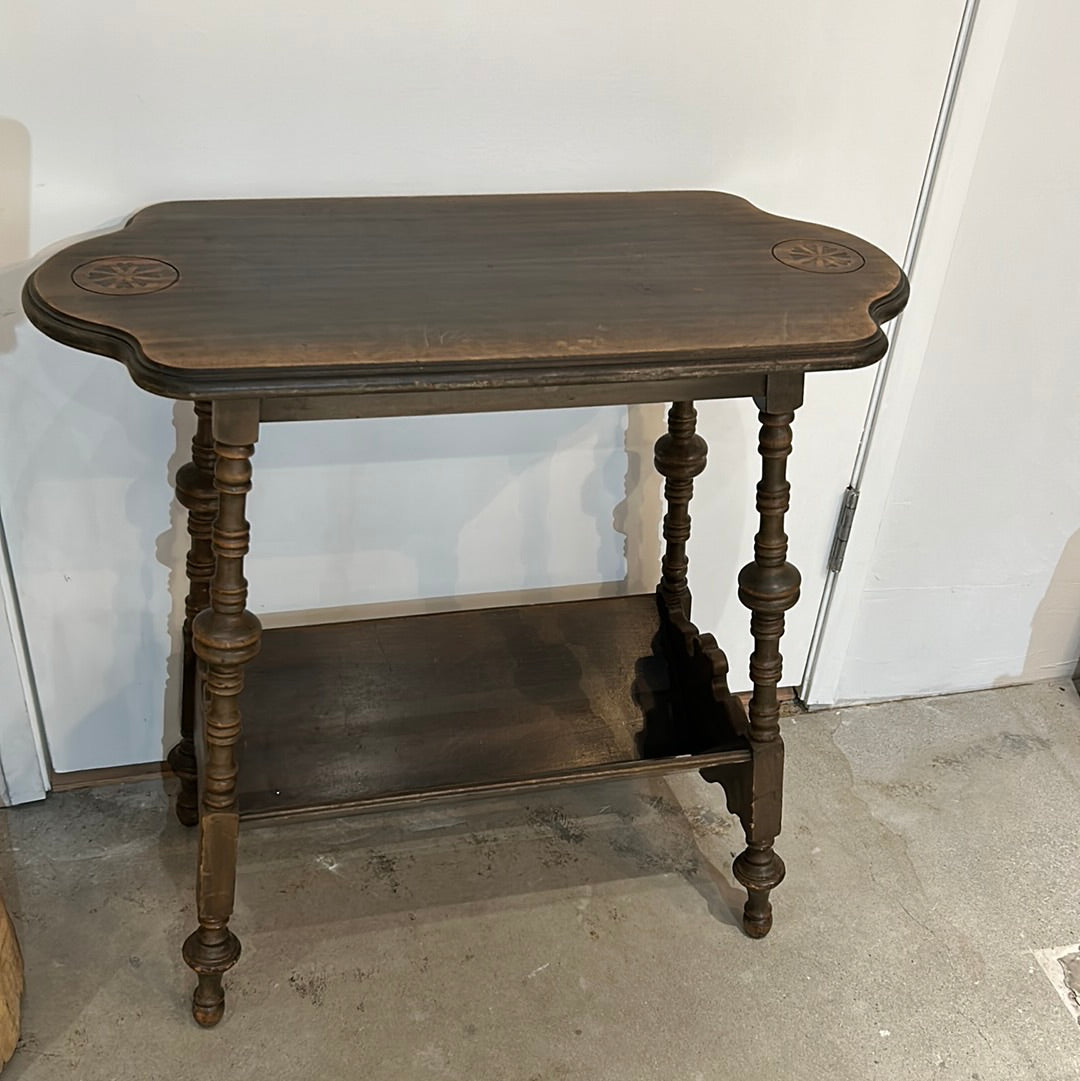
left=23, top=192, right=907, bottom=1026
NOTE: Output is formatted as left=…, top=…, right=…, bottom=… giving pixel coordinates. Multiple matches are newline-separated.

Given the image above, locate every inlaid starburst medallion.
left=771, top=239, right=865, bottom=274
left=72, top=257, right=180, bottom=295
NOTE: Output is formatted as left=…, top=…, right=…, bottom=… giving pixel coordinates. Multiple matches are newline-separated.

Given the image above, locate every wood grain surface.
left=235, top=594, right=751, bottom=820
left=0, top=899, right=22, bottom=1068
left=24, top=192, right=907, bottom=399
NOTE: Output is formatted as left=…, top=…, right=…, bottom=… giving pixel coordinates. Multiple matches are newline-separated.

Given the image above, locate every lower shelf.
left=235, top=592, right=750, bottom=821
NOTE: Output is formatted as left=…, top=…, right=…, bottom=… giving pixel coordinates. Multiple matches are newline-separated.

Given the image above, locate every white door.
left=0, top=1, right=967, bottom=783
left=806, top=0, right=1079, bottom=705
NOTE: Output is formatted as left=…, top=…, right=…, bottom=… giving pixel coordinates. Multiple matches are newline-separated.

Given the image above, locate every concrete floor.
left=2, top=680, right=1078, bottom=1080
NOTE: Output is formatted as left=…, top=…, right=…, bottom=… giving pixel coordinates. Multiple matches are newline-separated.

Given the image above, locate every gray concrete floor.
left=2, top=680, right=1078, bottom=1080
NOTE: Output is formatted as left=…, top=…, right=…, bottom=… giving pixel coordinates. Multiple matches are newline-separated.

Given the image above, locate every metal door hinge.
left=827, top=487, right=859, bottom=573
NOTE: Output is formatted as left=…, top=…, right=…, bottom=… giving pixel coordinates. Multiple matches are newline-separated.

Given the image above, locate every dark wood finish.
left=654, top=401, right=708, bottom=616
left=23, top=192, right=908, bottom=402
left=46, top=686, right=797, bottom=795
left=167, top=400, right=216, bottom=827
left=236, top=594, right=750, bottom=821
left=21, top=192, right=910, bottom=1025
left=703, top=403, right=800, bottom=937
left=256, top=372, right=769, bottom=422
left=184, top=404, right=261, bottom=1027
left=49, top=760, right=171, bottom=792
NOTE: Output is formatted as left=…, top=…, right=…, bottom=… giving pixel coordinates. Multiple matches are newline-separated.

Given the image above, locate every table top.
left=23, top=192, right=907, bottom=400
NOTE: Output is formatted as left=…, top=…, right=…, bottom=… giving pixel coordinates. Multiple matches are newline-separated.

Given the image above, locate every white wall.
left=0, top=114, right=48, bottom=802
left=833, top=0, right=1080, bottom=701
left=0, top=2, right=964, bottom=776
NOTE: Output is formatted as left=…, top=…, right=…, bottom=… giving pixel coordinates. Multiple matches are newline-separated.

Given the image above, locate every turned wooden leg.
left=654, top=401, right=708, bottom=618
left=168, top=401, right=217, bottom=827
left=732, top=400, right=801, bottom=938
left=184, top=401, right=260, bottom=1027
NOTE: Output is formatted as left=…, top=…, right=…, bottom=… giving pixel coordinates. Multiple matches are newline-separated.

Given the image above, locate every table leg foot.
left=183, top=928, right=240, bottom=1027
left=733, top=843, right=785, bottom=938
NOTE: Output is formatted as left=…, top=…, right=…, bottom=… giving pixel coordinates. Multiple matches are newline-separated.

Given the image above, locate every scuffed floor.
left=1, top=680, right=1077, bottom=1080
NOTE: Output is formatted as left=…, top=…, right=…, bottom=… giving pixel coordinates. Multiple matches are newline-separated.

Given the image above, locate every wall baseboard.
left=737, top=686, right=801, bottom=713
left=49, top=760, right=172, bottom=793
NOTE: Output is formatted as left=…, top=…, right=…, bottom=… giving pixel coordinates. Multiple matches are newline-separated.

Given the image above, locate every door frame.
left=0, top=504, right=49, bottom=804
left=800, top=0, right=1021, bottom=707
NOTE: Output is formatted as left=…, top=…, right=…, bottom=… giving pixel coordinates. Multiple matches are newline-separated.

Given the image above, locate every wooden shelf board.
left=235, top=593, right=750, bottom=820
